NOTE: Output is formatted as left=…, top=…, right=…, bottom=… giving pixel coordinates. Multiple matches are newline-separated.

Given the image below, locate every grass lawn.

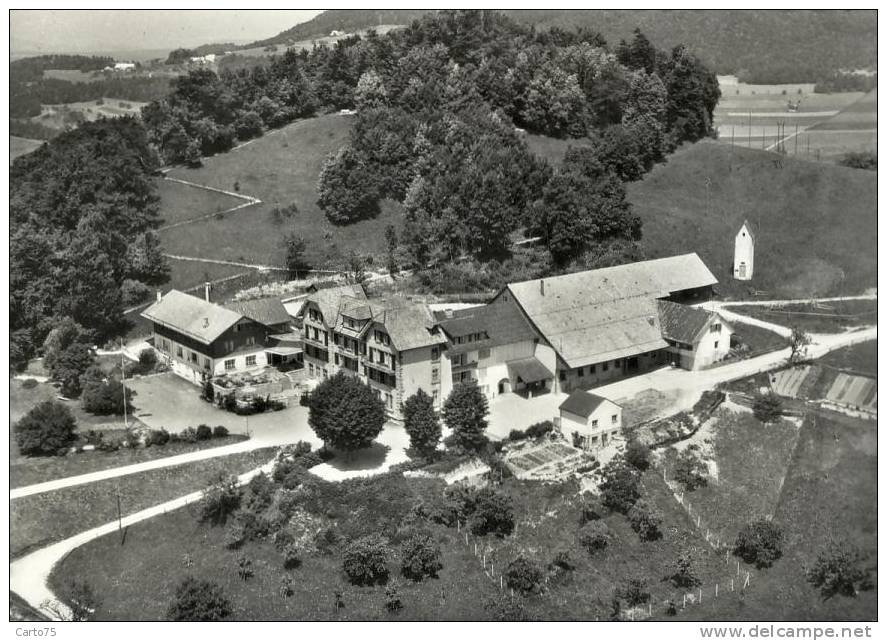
left=818, top=340, right=876, bottom=377
left=11, top=446, right=277, bottom=560
left=10, top=135, right=44, bottom=163
left=524, top=133, right=591, bottom=166
left=662, top=410, right=801, bottom=546
left=809, top=90, right=877, bottom=132
left=728, top=321, right=789, bottom=357
left=727, top=299, right=877, bottom=333
left=155, top=178, right=245, bottom=227
left=627, top=141, right=876, bottom=298
left=675, top=410, right=877, bottom=621
left=161, top=113, right=404, bottom=269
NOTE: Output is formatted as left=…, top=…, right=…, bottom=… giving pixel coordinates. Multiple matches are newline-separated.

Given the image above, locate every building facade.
left=733, top=220, right=755, bottom=281
left=558, top=390, right=623, bottom=450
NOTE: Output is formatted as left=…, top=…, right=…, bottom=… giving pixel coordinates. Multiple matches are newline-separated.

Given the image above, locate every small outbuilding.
left=558, top=390, right=622, bottom=450
left=733, top=220, right=755, bottom=280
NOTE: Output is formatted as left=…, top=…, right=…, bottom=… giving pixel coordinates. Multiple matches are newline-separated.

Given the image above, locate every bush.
left=579, top=520, right=611, bottom=554
left=505, top=556, right=544, bottom=595
left=146, top=428, right=170, bottom=447
left=343, top=534, right=391, bottom=586
left=579, top=495, right=605, bottom=524
left=138, top=348, right=157, bottom=369
left=202, top=380, right=215, bottom=403
left=166, top=577, right=232, bottom=621
left=21, top=378, right=38, bottom=389
left=81, top=378, right=134, bottom=416
left=14, top=400, right=77, bottom=456
left=616, top=577, right=650, bottom=607
left=199, top=474, right=242, bottom=525
left=807, top=541, right=874, bottom=598
left=753, top=392, right=783, bottom=423
left=666, top=552, right=702, bottom=588
left=525, top=420, right=554, bottom=439
left=551, top=550, right=575, bottom=571
left=673, top=447, right=708, bottom=491
left=628, top=499, right=663, bottom=541
left=400, top=531, right=443, bottom=581
left=236, top=555, right=254, bottom=580
left=733, top=519, right=783, bottom=568
left=224, top=522, right=246, bottom=549
left=282, top=543, right=302, bottom=569
left=624, top=440, right=652, bottom=471
left=508, top=429, right=526, bottom=441
left=179, top=427, right=198, bottom=443
left=598, top=455, right=641, bottom=513
left=385, top=582, right=403, bottom=613
left=196, top=424, right=213, bottom=441
left=213, top=425, right=229, bottom=438
left=469, top=487, right=515, bottom=537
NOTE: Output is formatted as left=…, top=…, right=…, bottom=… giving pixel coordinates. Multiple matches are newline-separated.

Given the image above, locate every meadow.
left=160, top=113, right=403, bottom=269
left=626, top=141, right=877, bottom=298
left=9, top=135, right=44, bottom=163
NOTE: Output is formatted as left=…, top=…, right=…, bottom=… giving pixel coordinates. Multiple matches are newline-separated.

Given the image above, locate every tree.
left=166, top=577, right=233, bottom=621
left=616, top=576, right=650, bottom=607
left=384, top=582, right=403, bottom=613
left=505, top=556, right=544, bottom=595
left=317, top=145, right=381, bottom=224
left=673, top=446, right=709, bottom=491
left=14, top=400, right=77, bottom=456
left=628, top=499, right=663, bottom=541
left=82, top=377, right=133, bottom=416
left=666, top=552, right=701, bottom=588
left=343, top=534, right=391, bottom=586
left=442, top=382, right=489, bottom=451
left=42, top=317, right=92, bottom=372
left=281, top=231, right=311, bottom=278
left=384, top=224, right=399, bottom=276
left=308, top=372, right=386, bottom=454
left=63, top=580, right=101, bottom=621
left=344, top=251, right=369, bottom=285
left=403, top=389, right=441, bottom=460
left=355, top=70, right=388, bottom=111
left=624, top=439, right=652, bottom=471
left=598, top=455, right=641, bottom=513
left=400, top=531, right=443, bottom=581
left=807, top=541, right=873, bottom=598
left=199, top=473, right=242, bottom=525
left=469, top=486, right=515, bottom=536
left=49, top=342, right=96, bottom=398
left=579, top=520, right=611, bottom=554
left=733, top=519, right=784, bottom=568
left=753, top=391, right=783, bottom=423
left=789, top=326, right=812, bottom=363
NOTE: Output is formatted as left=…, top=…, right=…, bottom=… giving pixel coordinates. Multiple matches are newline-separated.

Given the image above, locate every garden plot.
left=620, top=388, right=681, bottom=427
left=769, top=366, right=812, bottom=399
left=825, top=373, right=877, bottom=413
left=504, top=441, right=588, bottom=480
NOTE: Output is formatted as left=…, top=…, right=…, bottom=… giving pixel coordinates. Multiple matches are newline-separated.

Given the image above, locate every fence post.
left=474, top=542, right=477, bottom=556
left=465, top=532, right=468, bottom=545
left=715, top=583, right=719, bottom=598
left=457, top=520, right=460, bottom=533
left=683, top=594, right=686, bottom=608
left=731, top=578, right=734, bottom=592
left=699, top=588, right=702, bottom=603
left=500, top=576, right=503, bottom=590
left=744, top=572, right=750, bottom=589
left=697, top=515, right=701, bottom=527
left=737, top=561, right=740, bottom=576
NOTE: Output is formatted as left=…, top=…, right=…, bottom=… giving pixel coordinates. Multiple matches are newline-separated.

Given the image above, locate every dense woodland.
left=10, top=118, right=169, bottom=370
left=246, top=9, right=877, bottom=85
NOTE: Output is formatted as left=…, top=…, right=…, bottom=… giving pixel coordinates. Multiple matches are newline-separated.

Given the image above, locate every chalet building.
left=558, top=390, right=623, bottom=450
left=141, top=290, right=301, bottom=385
left=490, top=253, right=721, bottom=393
left=435, top=295, right=557, bottom=400
left=733, top=220, right=755, bottom=281
left=298, top=284, right=450, bottom=418
left=657, top=300, right=733, bottom=370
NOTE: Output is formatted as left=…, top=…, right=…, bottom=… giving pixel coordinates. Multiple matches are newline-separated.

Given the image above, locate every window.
left=334, top=353, right=340, bottom=365
left=578, top=367, right=584, bottom=377
left=176, top=345, right=183, bottom=358
left=431, top=346, right=440, bottom=362
left=615, top=359, right=621, bottom=368
left=246, top=336, right=255, bottom=346
left=225, top=359, right=236, bottom=371
left=322, top=368, right=328, bottom=378
left=603, top=361, right=609, bottom=372
left=432, top=390, right=439, bottom=404
left=161, top=339, right=170, bottom=352
left=714, top=341, right=719, bottom=349
left=308, top=363, right=314, bottom=376
left=246, top=355, right=257, bottom=367
left=592, top=419, right=598, bottom=428
left=611, top=414, right=618, bottom=424
left=204, top=357, right=211, bottom=370
left=710, top=323, right=722, bottom=333
left=190, top=351, right=198, bottom=363
left=224, top=340, right=234, bottom=353
left=590, top=364, right=596, bottom=374
left=431, top=367, right=440, bottom=384
left=558, top=370, right=566, bottom=381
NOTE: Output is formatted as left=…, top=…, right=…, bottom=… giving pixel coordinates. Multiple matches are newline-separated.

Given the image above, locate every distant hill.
left=242, top=9, right=876, bottom=83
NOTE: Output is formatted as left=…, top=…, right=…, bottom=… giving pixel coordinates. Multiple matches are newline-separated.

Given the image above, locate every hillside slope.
left=243, top=9, right=876, bottom=82
left=627, top=141, right=877, bottom=298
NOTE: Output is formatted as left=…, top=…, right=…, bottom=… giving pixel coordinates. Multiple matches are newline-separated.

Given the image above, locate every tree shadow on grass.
left=324, top=442, right=391, bottom=472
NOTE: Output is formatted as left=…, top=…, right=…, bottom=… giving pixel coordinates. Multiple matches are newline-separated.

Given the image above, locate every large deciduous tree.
left=15, top=400, right=77, bottom=456
left=442, top=382, right=489, bottom=451
left=308, top=371, right=386, bottom=453
left=402, top=389, right=442, bottom=460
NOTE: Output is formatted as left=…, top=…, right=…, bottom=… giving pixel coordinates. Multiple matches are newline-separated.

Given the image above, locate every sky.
left=10, top=9, right=324, bottom=55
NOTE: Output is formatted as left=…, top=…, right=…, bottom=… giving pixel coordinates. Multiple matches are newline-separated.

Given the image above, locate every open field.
left=676, top=411, right=877, bottom=621
left=11, top=446, right=277, bottom=559
left=627, top=141, right=876, bottom=298
left=10, top=135, right=44, bottom=163
left=728, top=321, right=790, bottom=357
left=727, top=299, right=877, bottom=334
left=160, top=114, right=403, bottom=269
left=810, top=90, right=877, bottom=132
left=663, top=410, right=801, bottom=546
left=31, top=98, right=146, bottom=131
left=43, top=69, right=106, bottom=83
left=155, top=178, right=246, bottom=227
left=818, top=340, right=876, bottom=377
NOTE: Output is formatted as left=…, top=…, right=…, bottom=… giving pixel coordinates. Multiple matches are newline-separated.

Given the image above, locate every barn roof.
left=142, top=290, right=244, bottom=345
left=657, top=300, right=713, bottom=345
left=435, top=300, right=539, bottom=355
left=559, top=390, right=619, bottom=418
left=369, top=298, right=447, bottom=352
left=225, top=297, right=292, bottom=327
left=504, top=254, right=715, bottom=367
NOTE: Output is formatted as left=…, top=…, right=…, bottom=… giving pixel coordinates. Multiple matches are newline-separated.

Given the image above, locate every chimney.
left=204, top=281, right=211, bottom=302
left=203, top=317, right=209, bottom=328
left=540, top=279, right=545, bottom=296
left=156, top=290, right=162, bottom=303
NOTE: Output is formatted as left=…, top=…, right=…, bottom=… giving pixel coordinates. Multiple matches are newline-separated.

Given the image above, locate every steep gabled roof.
left=142, top=290, right=244, bottom=345
left=306, top=284, right=367, bottom=326
left=225, top=297, right=292, bottom=327
left=738, top=219, right=756, bottom=244
left=559, top=390, right=620, bottom=418
left=435, top=299, right=539, bottom=355
left=369, top=298, right=446, bottom=352
left=504, top=254, right=715, bottom=368
left=657, top=300, right=713, bottom=345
